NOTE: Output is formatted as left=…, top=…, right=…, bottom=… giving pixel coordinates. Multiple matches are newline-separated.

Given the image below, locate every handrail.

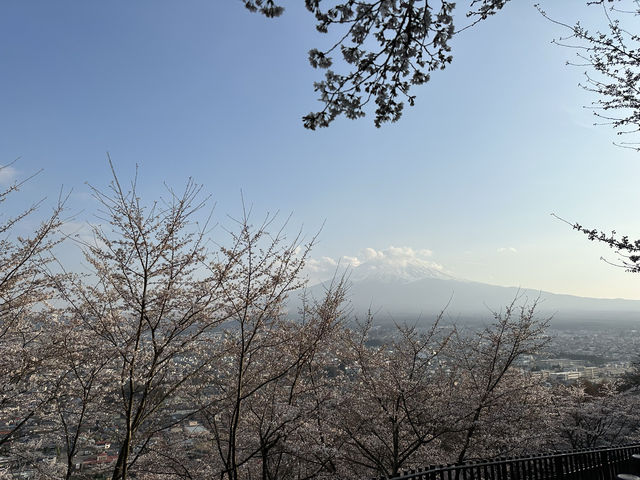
left=384, top=443, right=640, bottom=480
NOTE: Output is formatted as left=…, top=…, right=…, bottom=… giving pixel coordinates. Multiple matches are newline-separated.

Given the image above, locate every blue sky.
left=3, top=1, right=640, bottom=299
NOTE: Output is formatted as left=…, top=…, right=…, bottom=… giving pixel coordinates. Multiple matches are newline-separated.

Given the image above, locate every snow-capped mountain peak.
left=347, top=257, right=456, bottom=284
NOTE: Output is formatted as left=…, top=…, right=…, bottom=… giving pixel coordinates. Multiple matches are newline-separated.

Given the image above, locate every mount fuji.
left=300, top=257, right=640, bottom=325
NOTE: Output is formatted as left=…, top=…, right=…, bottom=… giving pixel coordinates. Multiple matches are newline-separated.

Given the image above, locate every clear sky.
left=2, top=1, right=640, bottom=299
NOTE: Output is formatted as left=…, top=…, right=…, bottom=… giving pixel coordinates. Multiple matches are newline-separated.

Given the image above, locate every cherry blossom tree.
left=551, top=382, right=640, bottom=449
left=243, top=0, right=511, bottom=128
left=534, top=1, right=640, bottom=276
left=539, top=1, right=640, bottom=150
left=52, top=166, right=250, bottom=480
left=443, top=299, right=551, bottom=463
left=243, top=1, right=640, bottom=131
left=0, top=163, right=66, bottom=464
left=49, top=164, right=345, bottom=480
left=47, top=316, right=115, bottom=480
left=193, top=268, right=348, bottom=480
left=325, top=314, right=455, bottom=478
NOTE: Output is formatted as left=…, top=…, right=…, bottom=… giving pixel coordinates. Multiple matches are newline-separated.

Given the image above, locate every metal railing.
left=385, top=444, right=640, bottom=480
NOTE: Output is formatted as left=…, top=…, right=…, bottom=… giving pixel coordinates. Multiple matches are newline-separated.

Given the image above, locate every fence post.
left=554, top=453, right=565, bottom=480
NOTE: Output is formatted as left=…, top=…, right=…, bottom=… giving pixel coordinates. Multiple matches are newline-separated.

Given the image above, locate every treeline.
left=2, top=168, right=640, bottom=480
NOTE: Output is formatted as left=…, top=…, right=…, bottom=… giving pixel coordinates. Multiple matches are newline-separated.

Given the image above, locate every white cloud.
left=0, top=165, right=18, bottom=186
left=382, top=246, right=434, bottom=263
left=304, top=246, right=446, bottom=284
left=360, top=247, right=381, bottom=261
left=304, top=254, right=359, bottom=279
left=341, top=255, right=360, bottom=267
left=497, top=247, right=518, bottom=254
left=305, top=256, right=338, bottom=273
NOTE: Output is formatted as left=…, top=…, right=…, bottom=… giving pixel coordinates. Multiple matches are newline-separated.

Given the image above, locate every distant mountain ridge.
left=299, top=257, right=640, bottom=325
